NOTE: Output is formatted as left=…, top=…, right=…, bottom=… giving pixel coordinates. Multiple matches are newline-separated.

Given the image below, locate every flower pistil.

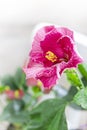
left=45, top=51, right=57, bottom=62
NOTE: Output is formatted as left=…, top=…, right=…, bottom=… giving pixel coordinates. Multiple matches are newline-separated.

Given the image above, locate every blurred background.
left=0, top=0, right=87, bottom=76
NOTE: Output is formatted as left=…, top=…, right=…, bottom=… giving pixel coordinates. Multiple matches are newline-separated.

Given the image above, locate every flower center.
left=45, top=51, right=57, bottom=62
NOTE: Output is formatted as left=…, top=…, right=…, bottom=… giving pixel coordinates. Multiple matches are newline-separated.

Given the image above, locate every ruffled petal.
left=59, top=49, right=83, bottom=74
left=40, top=28, right=62, bottom=53
left=56, top=36, right=74, bottom=59
left=57, top=27, right=74, bottom=40
left=30, top=26, right=56, bottom=64
left=23, top=65, right=44, bottom=79
left=56, top=36, right=83, bottom=74
left=36, top=66, right=58, bottom=89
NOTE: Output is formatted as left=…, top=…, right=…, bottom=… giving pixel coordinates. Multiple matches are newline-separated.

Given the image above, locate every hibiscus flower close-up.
left=23, top=25, right=83, bottom=89
left=1, top=1, right=87, bottom=130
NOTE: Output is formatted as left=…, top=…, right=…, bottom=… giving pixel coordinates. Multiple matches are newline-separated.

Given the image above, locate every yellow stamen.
left=45, top=51, right=57, bottom=62
left=14, top=90, right=19, bottom=98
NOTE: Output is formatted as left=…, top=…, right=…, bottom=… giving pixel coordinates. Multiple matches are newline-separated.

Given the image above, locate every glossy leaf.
left=74, top=88, right=87, bottom=109
left=1, top=76, right=18, bottom=90
left=27, top=98, right=68, bottom=130
left=14, top=68, right=26, bottom=88
left=0, top=110, right=30, bottom=124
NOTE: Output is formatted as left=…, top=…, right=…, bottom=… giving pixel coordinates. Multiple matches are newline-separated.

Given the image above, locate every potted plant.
left=22, top=25, right=87, bottom=130
left=0, top=25, right=87, bottom=130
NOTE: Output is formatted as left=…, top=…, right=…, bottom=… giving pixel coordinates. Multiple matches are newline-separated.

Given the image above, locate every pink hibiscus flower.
left=23, top=25, right=83, bottom=89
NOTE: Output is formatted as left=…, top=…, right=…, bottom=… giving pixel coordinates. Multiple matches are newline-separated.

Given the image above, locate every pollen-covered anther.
left=45, top=51, right=57, bottom=62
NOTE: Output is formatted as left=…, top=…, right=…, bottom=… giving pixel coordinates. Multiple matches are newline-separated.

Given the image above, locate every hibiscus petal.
left=39, top=27, right=62, bottom=67
left=40, top=28, right=62, bottom=53
left=36, top=66, right=58, bottom=89
left=23, top=60, right=44, bottom=85
left=57, top=36, right=74, bottom=59
left=30, top=26, right=56, bottom=64
left=23, top=65, right=44, bottom=79
left=56, top=36, right=83, bottom=74
left=44, top=26, right=55, bottom=33
left=57, top=27, right=74, bottom=40
left=59, top=49, right=83, bottom=74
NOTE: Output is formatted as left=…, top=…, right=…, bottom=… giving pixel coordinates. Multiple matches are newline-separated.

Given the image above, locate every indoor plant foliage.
left=23, top=25, right=86, bottom=130
left=0, top=25, right=87, bottom=130
left=0, top=68, right=43, bottom=130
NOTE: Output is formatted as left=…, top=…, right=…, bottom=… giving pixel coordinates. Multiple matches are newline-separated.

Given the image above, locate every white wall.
left=0, top=0, right=87, bottom=34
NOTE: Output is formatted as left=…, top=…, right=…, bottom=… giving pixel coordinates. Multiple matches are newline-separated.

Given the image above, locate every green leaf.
left=14, top=68, right=26, bottom=88
left=0, top=99, right=68, bottom=130
left=27, top=98, right=68, bottom=130
left=66, top=69, right=84, bottom=90
left=0, top=100, right=29, bottom=124
left=1, top=76, right=18, bottom=90
left=1, top=68, right=28, bottom=91
left=47, top=105, right=67, bottom=130
left=78, top=63, right=87, bottom=81
left=0, top=110, right=30, bottom=124
left=74, top=88, right=87, bottom=109
left=9, top=111, right=30, bottom=124
left=23, top=93, right=32, bottom=104
left=2, top=100, right=25, bottom=114
left=22, top=93, right=37, bottom=109
left=64, top=86, right=77, bottom=102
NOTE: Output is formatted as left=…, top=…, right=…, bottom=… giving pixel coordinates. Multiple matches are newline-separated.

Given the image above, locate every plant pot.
left=66, top=105, right=87, bottom=130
